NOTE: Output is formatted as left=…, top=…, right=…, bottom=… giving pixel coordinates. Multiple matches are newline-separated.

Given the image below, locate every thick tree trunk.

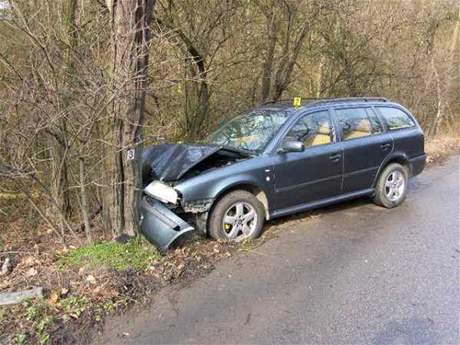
left=108, top=0, right=155, bottom=237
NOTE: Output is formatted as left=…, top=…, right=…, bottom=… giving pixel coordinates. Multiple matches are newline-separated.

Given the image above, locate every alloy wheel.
left=385, top=170, right=406, bottom=202
left=222, top=202, right=258, bottom=241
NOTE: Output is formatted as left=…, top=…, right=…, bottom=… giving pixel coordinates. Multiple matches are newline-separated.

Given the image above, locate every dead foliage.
left=426, top=136, right=460, bottom=165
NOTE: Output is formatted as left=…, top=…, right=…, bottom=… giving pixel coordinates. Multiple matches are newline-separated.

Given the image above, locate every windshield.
left=206, top=110, right=291, bottom=152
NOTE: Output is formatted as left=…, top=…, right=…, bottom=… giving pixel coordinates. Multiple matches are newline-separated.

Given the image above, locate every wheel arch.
left=373, top=153, right=411, bottom=187
left=212, top=182, right=271, bottom=221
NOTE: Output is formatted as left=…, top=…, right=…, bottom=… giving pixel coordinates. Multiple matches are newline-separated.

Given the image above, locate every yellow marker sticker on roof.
left=293, top=97, right=302, bottom=108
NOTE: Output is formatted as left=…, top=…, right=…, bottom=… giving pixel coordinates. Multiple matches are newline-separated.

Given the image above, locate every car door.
left=332, top=106, right=393, bottom=193
left=272, top=109, right=343, bottom=210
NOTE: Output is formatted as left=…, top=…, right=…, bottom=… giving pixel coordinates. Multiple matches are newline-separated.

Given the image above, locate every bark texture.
left=108, top=0, right=155, bottom=236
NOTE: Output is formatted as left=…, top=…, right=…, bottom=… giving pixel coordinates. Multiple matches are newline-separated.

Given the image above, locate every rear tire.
left=208, top=190, right=265, bottom=242
left=373, top=163, right=409, bottom=208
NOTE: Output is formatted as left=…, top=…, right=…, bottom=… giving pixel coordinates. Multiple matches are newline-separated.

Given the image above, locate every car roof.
left=258, top=97, right=395, bottom=114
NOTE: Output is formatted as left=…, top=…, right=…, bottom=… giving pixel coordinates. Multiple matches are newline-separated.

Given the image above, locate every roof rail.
left=262, top=97, right=389, bottom=106
left=308, top=97, right=389, bottom=106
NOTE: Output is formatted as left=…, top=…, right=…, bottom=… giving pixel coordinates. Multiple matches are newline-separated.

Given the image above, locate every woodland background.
left=0, top=0, right=459, bottom=247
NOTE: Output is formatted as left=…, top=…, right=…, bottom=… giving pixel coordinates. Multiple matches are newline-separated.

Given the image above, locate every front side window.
left=377, top=107, right=415, bottom=130
left=336, top=107, right=382, bottom=141
left=284, top=111, right=333, bottom=148
left=206, top=109, right=291, bottom=153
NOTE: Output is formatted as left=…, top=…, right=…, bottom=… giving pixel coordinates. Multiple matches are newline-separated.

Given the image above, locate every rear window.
left=377, top=107, right=415, bottom=130
left=336, top=107, right=383, bottom=141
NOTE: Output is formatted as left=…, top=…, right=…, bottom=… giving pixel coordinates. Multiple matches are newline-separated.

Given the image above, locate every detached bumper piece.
left=140, top=197, right=194, bottom=251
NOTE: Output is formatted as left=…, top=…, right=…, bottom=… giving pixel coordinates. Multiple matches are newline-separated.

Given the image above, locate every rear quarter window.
left=377, top=107, right=415, bottom=130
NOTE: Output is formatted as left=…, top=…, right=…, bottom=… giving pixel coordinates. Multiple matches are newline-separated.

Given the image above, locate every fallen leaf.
left=60, top=288, right=69, bottom=297
left=48, top=291, right=59, bottom=304
left=25, top=267, right=38, bottom=277
left=86, top=275, right=96, bottom=285
left=22, top=256, right=35, bottom=266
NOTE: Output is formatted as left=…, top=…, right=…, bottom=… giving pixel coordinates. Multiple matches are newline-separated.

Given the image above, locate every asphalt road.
left=98, top=156, right=460, bottom=345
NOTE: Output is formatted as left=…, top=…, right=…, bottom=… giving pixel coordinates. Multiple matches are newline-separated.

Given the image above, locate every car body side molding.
left=271, top=188, right=374, bottom=219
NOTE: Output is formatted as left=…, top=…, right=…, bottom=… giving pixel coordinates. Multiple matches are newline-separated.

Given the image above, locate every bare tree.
left=106, top=0, right=155, bottom=237
left=257, top=0, right=319, bottom=102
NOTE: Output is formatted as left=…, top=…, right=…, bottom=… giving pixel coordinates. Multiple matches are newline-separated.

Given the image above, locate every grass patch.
left=61, top=295, right=89, bottom=319
left=23, top=300, right=56, bottom=345
left=59, top=238, right=160, bottom=271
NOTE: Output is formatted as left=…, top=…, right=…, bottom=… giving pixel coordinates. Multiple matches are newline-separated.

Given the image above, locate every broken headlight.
left=144, top=181, right=178, bottom=205
left=182, top=199, right=214, bottom=213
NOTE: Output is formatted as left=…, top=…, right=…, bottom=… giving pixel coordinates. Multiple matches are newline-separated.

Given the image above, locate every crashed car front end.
left=139, top=144, right=247, bottom=251
left=140, top=178, right=216, bottom=251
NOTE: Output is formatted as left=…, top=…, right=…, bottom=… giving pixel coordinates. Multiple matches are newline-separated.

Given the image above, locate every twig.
left=0, top=251, right=30, bottom=256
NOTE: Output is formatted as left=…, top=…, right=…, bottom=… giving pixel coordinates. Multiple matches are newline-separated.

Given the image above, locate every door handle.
left=329, top=153, right=341, bottom=161
left=380, top=143, right=391, bottom=151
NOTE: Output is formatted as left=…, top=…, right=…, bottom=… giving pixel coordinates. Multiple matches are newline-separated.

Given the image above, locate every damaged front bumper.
left=140, top=197, right=194, bottom=252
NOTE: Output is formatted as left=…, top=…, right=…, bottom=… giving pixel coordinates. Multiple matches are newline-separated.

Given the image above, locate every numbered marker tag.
left=127, top=149, right=135, bottom=161
left=293, top=97, right=302, bottom=108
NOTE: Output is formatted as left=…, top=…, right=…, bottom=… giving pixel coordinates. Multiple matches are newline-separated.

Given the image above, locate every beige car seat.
left=304, top=122, right=331, bottom=147
left=344, top=119, right=372, bottom=140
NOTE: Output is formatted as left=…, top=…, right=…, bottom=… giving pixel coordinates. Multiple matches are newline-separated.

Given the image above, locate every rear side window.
left=377, top=107, right=415, bottom=130
left=335, top=108, right=383, bottom=141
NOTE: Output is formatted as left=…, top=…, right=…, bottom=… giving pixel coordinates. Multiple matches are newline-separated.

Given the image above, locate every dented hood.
left=142, top=144, right=222, bottom=182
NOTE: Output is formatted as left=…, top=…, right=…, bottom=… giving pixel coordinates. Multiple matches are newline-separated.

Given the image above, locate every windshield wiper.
left=220, top=145, right=256, bottom=156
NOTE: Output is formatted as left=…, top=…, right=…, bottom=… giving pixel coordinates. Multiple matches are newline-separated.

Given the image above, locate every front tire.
left=373, top=163, right=409, bottom=208
left=208, top=190, right=265, bottom=242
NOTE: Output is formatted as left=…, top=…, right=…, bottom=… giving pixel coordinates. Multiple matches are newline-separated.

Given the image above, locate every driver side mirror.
left=279, top=140, right=305, bottom=153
